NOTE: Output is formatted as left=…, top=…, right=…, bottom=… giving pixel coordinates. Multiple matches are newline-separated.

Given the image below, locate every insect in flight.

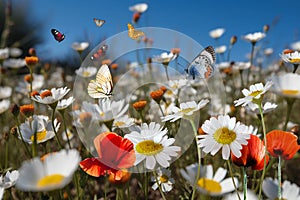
left=185, top=46, right=216, bottom=79
left=87, top=64, right=113, bottom=99
left=93, top=18, right=105, bottom=27
left=127, top=23, right=145, bottom=40
left=90, top=45, right=108, bottom=61
left=51, top=29, right=65, bottom=42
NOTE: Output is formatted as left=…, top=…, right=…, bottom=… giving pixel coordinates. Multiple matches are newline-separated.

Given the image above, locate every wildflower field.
left=1, top=1, right=300, bottom=200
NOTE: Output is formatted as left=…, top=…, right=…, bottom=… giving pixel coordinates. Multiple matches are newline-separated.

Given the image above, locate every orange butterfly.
left=127, top=23, right=145, bottom=40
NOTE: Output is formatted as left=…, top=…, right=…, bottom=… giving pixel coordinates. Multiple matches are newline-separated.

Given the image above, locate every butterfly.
left=93, top=18, right=105, bottom=27
left=185, top=46, right=216, bottom=79
left=127, top=23, right=145, bottom=40
left=87, top=64, right=113, bottom=99
left=90, top=45, right=108, bottom=61
left=51, top=29, right=65, bottom=42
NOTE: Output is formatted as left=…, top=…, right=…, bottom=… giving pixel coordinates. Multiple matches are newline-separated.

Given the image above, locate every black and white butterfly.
left=87, top=64, right=113, bottom=99
left=51, top=29, right=65, bottom=42
left=185, top=46, right=216, bottom=79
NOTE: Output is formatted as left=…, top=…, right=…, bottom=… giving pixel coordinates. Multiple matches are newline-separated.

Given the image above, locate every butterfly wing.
left=90, top=45, right=108, bottom=61
left=93, top=18, right=105, bottom=27
left=127, top=23, right=145, bottom=40
left=51, top=29, right=65, bottom=42
left=88, top=64, right=113, bottom=98
left=186, top=46, right=216, bottom=79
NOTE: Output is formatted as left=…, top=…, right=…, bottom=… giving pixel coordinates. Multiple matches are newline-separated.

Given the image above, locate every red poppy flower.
left=231, top=134, right=269, bottom=170
left=266, top=130, right=300, bottom=160
left=80, top=132, right=136, bottom=180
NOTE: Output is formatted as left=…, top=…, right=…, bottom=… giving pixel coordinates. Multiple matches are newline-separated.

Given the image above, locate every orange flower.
left=232, top=134, right=269, bottom=170
left=111, top=63, right=118, bottom=70
left=132, top=12, right=141, bottom=23
left=133, top=100, right=147, bottom=111
left=39, top=90, right=52, bottom=99
left=171, top=48, right=181, bottom=55
left=25, top=56, right=39, bottom=67
left=266, top=130, right=300, bottom=160
left=80, top=132, right=135, bottom=179
left=108, top=169, right=131, bottom=186
left=24, top=74, right=33, bottom=83
left=20, top=104, right=34, bottom=117
left=150, top=89, right=164, bottom=102
left=30, top=90, right=39, bottom=97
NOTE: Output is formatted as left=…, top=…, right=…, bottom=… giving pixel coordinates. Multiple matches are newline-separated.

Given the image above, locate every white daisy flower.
left=16, top=149, right=81, bottom=192
left=124, top=122, right=181, bottom=170
left=57, top=96, right=75, bottom=110
left=152, top=52, right=177, bottom=65
left=151, top=168, right=174, bottom=192
left=180, top=164, right=238, bottom=196
left=263, top=177, right=300, bottom=200
left=71, top=42, right=89, bottom=52
left=19, top=115, right=60, bottom=144
left=280, top=50, right=300, bottom=64
left=242, top=32, right=266, bottom=43
left=0, top=48, right=9, bottom=60
left=291, top=41, right=300, bottom=51
left=16, top=74, right=44, bottom=95
left=232, top=62, right=251, bottom=71
left=209, top=28, right=225, bottom=39
left=270, top=73, right=300, bottom=98
left=246, top=102, right=277, bottom=114
left=215, top=45, right=227, bottom=54
left=9, top=47, right=22, bottom=57
left=223, top=189, right=258, bottom=200
left=0, top=170, right=19, bottom=189
left=0, top=99, right=10, bottom=114
left=31, top=87, right=70, bottom=105
left=161, top=99, right=209, bottom=122
left=197, top=115, right=251, bottom=160
left=3, top=58, right=26, bottom=69
left=264, top=48, right=274, bottom=56
left=129, top=3, right=148, bottom=13
left=113, top=115, right=135, bottom=129
left=167, top=79, right=189, bottom=96
left=75, top=66, right=97, bottom=78
left=234, top=81, right=273, bottom=107
left=0, top=86, right=12, bottom=99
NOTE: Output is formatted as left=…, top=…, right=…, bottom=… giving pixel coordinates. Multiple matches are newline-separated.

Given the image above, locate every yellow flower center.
left=180, top=108, right=195, bottom=115
left=159, top=174, right=169, bottom=183
left=37, top=174, right=64, bottom=187
left=30, top=129, right=47, bottom=142
left=213, top=127, right=236, bottom=144
left=83, top=71, right=91, bottom=77
left=282, top=90, right=299, bottom=95
left=115, top=121, right=126, bottom=127
left=290, top=58, right=300, bottom=63
left=135, top=140, right=163, bottom=156
left=249, top=90, right=262, bottom=98
left=197, top=178, right=222, bottom=193
left=100, top=112, right=105, bottom=117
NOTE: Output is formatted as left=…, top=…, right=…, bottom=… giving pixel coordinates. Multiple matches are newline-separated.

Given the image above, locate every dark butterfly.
left=51, top=29, right=65, bottom=42
left=90, top=45, right=108, bottom=60
left=185, top=46, right=216, bottom=79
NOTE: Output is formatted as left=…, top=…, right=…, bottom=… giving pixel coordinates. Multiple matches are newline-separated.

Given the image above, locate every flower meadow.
left=1, top=2, right=300, bottom=200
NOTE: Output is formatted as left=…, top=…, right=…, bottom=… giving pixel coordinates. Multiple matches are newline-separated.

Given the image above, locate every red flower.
left=80, top=132, right=136, bottom=180
left=231, top=134, right=269, bottom=170
left=266, top=130, right=300, bottom=160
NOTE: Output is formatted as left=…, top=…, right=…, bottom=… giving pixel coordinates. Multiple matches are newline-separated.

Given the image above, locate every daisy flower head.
left=0, top=99, right=10, bottom=114
left=197, top=115, right=251, bottom=160
left=234, top=81, right=273, bottom=107
left=129, top=3, right=148, bottom=13
left=270, top=73, right=300, bottom=98
left=57, top=96, right=75, bottom=110
left=3, top=58, right=26, bottom=69
left=0, top=170, right=19, bottom=189
left=280, top=49, right=300, bottom=65
left=263, top=178, right=300, bottom=200
left=161, top=99, right=209, bottom=122
left=246, top=101, right=277, bottom=114
left=16, top=149, right=81, bottom=192
left=180, top=164, right=238, bottom=196
left=71, top=42, right=89, bottom=52
left=152, top=52, right=177, bottom=66
left=291, top=41, right=300, bottom=51
left=209, top=28, right=225, bottom=39
left=124, top=122, right=181, bottom=170
left=0, top=48, right=9, bottom=60
left=75, top=66, right=97, bottom=78
left=151, top=168, right=174, bottom=193
left=0, top=86, right=12, bottom=99
left=9, top=47, right=22, bottom=57
left=242, top=32, right=266, bottom=44
left=31, top=87, right=70, bottom=106
left=113, top=115, right=135, bottom=129
left=19, top=115, right=60, bottom=144
left=215, top=45, right=227, bottom=54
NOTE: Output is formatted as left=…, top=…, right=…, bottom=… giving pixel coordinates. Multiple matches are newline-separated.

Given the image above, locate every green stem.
left=157, top=102, right=165, bottom=117
left=5, top=138, right=8, bottom=169
left=153, top=170, right=167, bottom=200
left=144, top=172, right=149, bottom=200
left=16, top=119, right=31, bottom=158
left=258, top=104, right=267, bottom=200
left=164, top=65, right=170, bottom=81
left=189, top=119, right=201, bottom=200
left=227, top=160, right=241, bottom=200
left=60, top=110, right=71, bottom=149
left=51, top=106, right=63, bottom=149
left=243, top=167, right=247, bottom=200
left=247, top=42, right=256, bottom=85
left=277, top=156, right=282, bottom=200
left=74, top=171, right=81, bottom=200
left=283, top=98, right=295, bottom=131
left=293, top=64, right=299, bottom=73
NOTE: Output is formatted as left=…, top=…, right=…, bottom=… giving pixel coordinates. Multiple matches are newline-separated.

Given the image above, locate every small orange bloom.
left=30, top=90, right=39, bottom=97
left=266, top=130, right=300, bottom=160
left=111, top=63, right=118, bottom=70
left=171, top=48, right=181, bottom=55
left=283, top=49, right=295, bottom=54
left=20, top=104, right=34, bottom=117
left=133, top=100, right=147, bottom=111
left=108, top=169, right=131, bottom=186
left=39, top=90, right=52, bottom=99
left=28, top=48, right=36, bottom=56
left=150, top=89, right=164, bottom=102
left=160, top=86, right=167, bottom=93
left=132, top=12, right=141, bottom=23
left=24, top=74, right=33, bottom=83
left=232, top=134, right=269, bottom=170
left=230, top=35, right=238, bottom=45
left=25, top=56, right=39, bottom=66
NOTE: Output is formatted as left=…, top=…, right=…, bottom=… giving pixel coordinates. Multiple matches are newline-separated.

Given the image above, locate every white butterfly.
left=87, top=64, right=113, bottom=98
left=93, top=18, right=105, bottom=27
left=185, top=46, right=216, bottom=79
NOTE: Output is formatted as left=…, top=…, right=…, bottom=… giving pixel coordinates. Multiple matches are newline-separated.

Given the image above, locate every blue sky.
left=25, top=0, right=300, bottom=66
